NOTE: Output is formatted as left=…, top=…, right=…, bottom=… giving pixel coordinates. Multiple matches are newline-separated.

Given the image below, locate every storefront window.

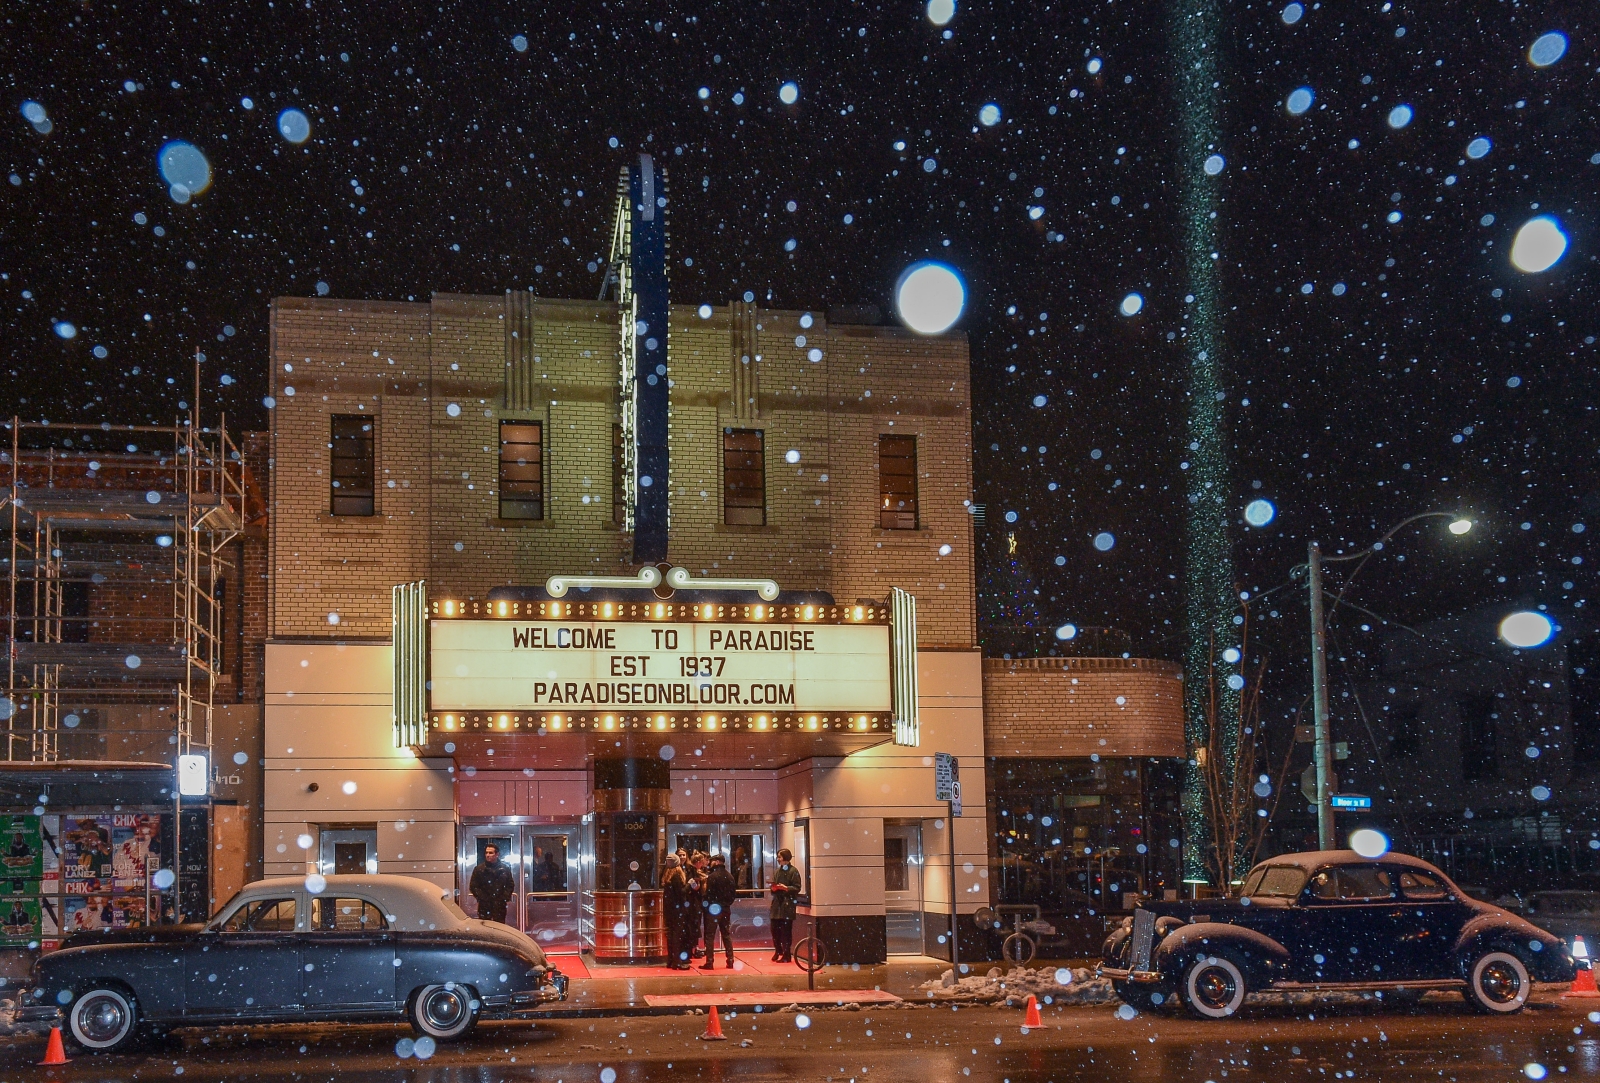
left=990, top=758, right=1179, bottom=920
left=727, top=833, right=764, bottom=892
left=525, top=835, right=569, bottom=895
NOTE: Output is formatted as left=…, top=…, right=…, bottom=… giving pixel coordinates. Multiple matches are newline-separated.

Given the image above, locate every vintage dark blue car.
left=1101, top=850, right=1575, bottom=1018
left=16, top=874, right=567, bottom=1053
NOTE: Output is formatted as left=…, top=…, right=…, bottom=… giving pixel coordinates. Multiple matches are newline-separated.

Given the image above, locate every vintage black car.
left=15, top=873, right=568, bottom=1053
left=1100, top=850, right=1575, bottom=1018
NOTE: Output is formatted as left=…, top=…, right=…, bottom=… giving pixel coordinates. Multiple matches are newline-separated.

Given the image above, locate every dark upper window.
left=723, top=429, right=765, bottom=525
left=879, top=434, right=918, bottom=529
left=1573, top=638, right=1600, bottom=763
left=329, top=416, right=375, bottom=516
left=498, top=421, right=543, bottom=520
left=1459, top=694, right=1499, bottom=782
left=1388, top=702, right=1421, bottom=757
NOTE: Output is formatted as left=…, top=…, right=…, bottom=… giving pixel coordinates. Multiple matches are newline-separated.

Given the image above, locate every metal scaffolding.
left=2, top=405, right=245, bottom=770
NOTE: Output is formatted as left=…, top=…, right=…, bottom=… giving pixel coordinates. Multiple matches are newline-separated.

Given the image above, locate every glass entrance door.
left=667, top=822, right=776, bottom=948
left=884, top=823, right=925, bottom=955
left=521, top=826, right=581, bottom=952
left=459, top=826, right=518, bottom=921
left=458, top=823, right=583, bottom=951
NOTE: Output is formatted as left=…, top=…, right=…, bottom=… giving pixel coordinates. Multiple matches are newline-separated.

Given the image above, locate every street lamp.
left=1499, top=610, right=1555, bottom=649
left=1299, top=512, right=1471, bottom=850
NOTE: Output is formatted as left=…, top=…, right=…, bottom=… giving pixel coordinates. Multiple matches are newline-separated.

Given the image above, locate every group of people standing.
left=660, top=846, right=802, bottom=968
left=469, top=839, right=806, bottom=969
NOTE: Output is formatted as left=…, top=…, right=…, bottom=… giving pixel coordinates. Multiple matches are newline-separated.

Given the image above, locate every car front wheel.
left=409, top=983, right=480, bottom=1041
left=66, top=985, right=139, bottom=1054
left=1464, top=950, right=1529, bottom=1014
left=1181, top=954, right=1247, bottom=1019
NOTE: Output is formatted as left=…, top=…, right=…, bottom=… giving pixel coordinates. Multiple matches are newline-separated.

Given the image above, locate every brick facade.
left=268, top=295, right=975, bottom=646
left=981, top=656, right=1186, bottom=759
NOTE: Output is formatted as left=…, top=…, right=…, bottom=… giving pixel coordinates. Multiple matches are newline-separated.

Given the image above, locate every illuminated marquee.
left=426, top=600, right=893, bottom=735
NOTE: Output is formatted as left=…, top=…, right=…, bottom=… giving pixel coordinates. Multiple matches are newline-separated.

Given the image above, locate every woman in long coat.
left=659, top=855, right=691, bottom=968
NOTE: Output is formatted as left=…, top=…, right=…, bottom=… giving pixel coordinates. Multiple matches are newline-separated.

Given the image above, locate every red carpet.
left=643, top=989, right=902, bottom=1008
left=547, top=950, right=808, bottom=981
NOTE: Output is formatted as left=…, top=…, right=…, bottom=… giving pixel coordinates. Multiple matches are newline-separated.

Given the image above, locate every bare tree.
left=1194, top=604, right=1297, bottom=893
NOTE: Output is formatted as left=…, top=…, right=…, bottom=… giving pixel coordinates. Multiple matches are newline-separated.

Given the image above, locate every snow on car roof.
left=1252, top=850, right=1442, bottom=873
left=223, top=873, right=464, bottom=930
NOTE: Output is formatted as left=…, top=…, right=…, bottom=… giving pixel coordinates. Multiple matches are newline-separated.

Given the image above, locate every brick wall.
left=240, top=431, right=271, bottom=703
left=268, top=297, right=432, bottom=638
left=269, top=295, right=975, bottom=645
left=981, top=656, right=1186, bottom=759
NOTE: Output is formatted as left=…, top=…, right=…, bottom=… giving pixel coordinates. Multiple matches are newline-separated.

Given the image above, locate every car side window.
left=1308, top=871, right=1340, bottom=900
left=312, top=897, right=388, bottom=932
left=1336, top=867, right=1395, bottom=900
left=1399, top=871, right=1449, bottom=900
left=223, top=898, right=296, bottom=932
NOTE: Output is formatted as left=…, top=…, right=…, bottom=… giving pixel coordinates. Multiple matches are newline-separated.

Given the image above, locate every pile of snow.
left=917, top=965, right=1116, bottom=1006
left=914, top=967, right=1455, bottom=1013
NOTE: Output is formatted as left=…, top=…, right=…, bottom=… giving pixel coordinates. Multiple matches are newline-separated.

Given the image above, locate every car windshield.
left=1244, top=866, right=1307, bottom=898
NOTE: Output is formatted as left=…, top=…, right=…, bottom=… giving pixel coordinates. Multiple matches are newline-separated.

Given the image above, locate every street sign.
left=1329, top=794, right=1373, bottom=810
left=1300, top=764, right=1339, bottom=803
left=950, top=780, right=962, bottom=818
left=934, top=752, right=958, bottom=801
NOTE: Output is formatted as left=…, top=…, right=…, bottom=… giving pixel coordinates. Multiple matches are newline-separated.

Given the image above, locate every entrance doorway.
left=458, top=823, right=583, bottom=951
left=884, top=823, right=924, bottom=955
left=667, top=822, right=775, bottom=948
left=318, top=826, right=378, bottom=876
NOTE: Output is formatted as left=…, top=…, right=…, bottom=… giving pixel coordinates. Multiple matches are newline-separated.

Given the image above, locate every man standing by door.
left=469, top=843, right=516, bottom=924
left=770, top=847, right=802, bottom=963
left=701, top=854, right=737, bottom=969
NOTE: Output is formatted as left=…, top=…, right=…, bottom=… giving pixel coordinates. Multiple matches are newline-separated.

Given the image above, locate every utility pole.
left=1307, top=541, right=1334, bottom=850
left=948, top=791, right=960, bottom=973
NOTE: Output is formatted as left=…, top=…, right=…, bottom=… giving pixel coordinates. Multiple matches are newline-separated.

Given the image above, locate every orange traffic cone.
left=1023, top=994, right=1043, bottom=1028
left=38, top=1026, right=69, bottom=1065
left=1565, top=938, right=1600, bottom=999
left=699, top=1003, right=728, bottom=1041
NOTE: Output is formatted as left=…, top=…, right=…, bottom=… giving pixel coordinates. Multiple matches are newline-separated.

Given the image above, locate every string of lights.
left=1170, top=0, right=1243, bottom=885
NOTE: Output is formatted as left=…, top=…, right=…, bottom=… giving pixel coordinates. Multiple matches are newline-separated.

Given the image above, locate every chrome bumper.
left=511, top=970, right=569, bottom=1006
left=14, top=1004, right=63, bottom=1031
left=1098, top=966, right=1163, bottom=984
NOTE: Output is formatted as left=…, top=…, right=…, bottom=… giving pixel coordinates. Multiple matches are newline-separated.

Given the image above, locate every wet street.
left=5, top=991, right=1598, bottom=1083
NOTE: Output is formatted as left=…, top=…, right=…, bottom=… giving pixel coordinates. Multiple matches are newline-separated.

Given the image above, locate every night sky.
left=3, top=0, right=1595, bottom=684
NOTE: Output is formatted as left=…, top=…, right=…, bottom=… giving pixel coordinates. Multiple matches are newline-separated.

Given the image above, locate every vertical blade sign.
left=630, top=154, right=670, bottom=563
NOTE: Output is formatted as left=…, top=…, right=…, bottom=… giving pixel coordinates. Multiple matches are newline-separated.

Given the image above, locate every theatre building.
left=261, top=158, right=1184, bottom=963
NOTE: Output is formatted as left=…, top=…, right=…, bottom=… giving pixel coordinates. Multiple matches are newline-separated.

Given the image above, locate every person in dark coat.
left=685, top=851, right=710, bottom=960
left=700, top=853, right=738, bottom=969
left=660, top=854, right=691, bottom=969
left=770, top=847, right=802, bottom=962
left=468, top=843, right=516, bottom=923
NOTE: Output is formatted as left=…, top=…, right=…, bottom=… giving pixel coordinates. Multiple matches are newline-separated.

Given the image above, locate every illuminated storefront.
left=260, top=157, right=1181, bottom=964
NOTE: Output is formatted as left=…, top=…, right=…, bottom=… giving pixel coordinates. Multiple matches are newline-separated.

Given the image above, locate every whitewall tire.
left=409, top=983, right=479, bottom=1040
left=1181, top=955, right=1247, bottom=1019
left=67, top=986, right=139, bottom=1053
left=1465, top=951, right=1529, bottom=1014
